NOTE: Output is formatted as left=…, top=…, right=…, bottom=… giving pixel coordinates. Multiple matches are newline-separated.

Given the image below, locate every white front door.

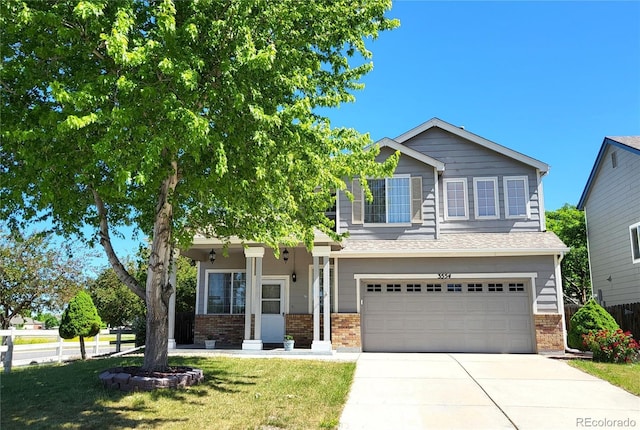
left=261, top=280, right=285, bottom=343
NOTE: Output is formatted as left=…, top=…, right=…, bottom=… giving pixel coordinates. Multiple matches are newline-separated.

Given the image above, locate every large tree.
left=0, top=227, right=85, bottom=330
left=546, top=204, right=591, bottom=304
left=1, top=1, right=398, bottom=371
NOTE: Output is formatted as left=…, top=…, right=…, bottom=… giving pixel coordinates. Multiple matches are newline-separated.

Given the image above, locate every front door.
left=261, top=280, right=285, bottom=343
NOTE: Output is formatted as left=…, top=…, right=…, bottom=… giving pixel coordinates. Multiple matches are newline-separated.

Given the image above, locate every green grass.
left=569, top=360, right=640, bottom=396
left=1, top=356, right=356, bottom=429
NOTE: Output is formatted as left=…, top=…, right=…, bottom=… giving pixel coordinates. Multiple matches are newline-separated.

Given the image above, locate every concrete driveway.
left=339, top=353, right=640, bottom=430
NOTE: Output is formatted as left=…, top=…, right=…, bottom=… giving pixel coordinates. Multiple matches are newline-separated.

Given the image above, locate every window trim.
left=473, top=177, right=500, bottom=220
left=204, top=269, right=247, bottom=315
left=630, top=222, right=640, bottom=264
left=363, top=174, right=412, bottom=226
left=443, top=178, right=469, bottom=221
left=504, top=176, right=530, bottom=219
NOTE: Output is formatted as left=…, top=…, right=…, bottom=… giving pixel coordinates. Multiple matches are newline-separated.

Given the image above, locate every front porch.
left=193, top=313, right=362, bottom=351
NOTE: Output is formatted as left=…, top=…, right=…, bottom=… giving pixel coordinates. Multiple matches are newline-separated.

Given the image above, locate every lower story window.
left=207, top=271, right=246, bottom=314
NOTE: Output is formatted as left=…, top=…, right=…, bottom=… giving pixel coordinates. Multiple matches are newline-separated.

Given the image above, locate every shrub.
left=59, top=291, right=102, bottom=359
left=583, top=329, right=640, bottom=363
left=568, top=299, right=619, bottom=350
left=132, top=314, right=146, bottom=347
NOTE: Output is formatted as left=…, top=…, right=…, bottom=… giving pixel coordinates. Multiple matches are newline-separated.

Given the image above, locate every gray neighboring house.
left=182, top=118, right=569, bottom=353
left=578, top=136, right=640, bottom=306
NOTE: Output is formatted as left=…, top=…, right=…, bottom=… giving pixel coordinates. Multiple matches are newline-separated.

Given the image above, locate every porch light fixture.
left=208, top=249, right=216, bottom=264
left=283, top=248, right=289, bottom=262
left=292, top=272, right=297, bottom=283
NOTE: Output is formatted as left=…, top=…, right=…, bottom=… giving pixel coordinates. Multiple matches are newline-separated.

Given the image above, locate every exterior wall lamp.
left=209, top=249, right=216, bottom=264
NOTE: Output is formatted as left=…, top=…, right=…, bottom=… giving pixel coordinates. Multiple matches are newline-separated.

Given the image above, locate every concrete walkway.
left=339, top=353, right=640, bottom=430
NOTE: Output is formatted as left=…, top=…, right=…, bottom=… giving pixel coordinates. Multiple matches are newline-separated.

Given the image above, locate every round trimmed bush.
left=568, top=299, right=619, bottom=350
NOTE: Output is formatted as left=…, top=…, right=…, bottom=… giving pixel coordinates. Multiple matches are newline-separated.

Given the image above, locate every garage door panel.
left=362, top=279, right=534, bottom=353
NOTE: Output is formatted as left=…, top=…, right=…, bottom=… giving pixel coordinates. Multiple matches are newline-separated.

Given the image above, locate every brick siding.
left=331, top=313, right=361, bottom=350
left=534, top=314, right=564, bottom=352
left=194, top=315, right=251, bottom=347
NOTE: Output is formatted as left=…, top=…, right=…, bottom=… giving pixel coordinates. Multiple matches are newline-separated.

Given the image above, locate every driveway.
left=339, top=353, right=640, bottom=430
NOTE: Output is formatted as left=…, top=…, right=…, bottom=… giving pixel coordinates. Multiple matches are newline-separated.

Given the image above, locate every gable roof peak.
left=393, top=117, right=549, bottom=174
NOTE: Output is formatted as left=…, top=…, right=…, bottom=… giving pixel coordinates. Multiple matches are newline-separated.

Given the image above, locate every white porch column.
left=312, top=246, right=332, bottom=352
left=167, top=252, right=177, bottom=350
left=243, top=247, right=264, bottom=350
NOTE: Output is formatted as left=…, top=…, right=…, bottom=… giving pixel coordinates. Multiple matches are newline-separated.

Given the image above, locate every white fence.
left=0, top=328, right=116, bottom=373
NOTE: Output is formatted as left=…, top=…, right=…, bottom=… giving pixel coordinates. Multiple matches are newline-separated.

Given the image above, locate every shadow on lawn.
left=0, top=356, right=256, bottom=429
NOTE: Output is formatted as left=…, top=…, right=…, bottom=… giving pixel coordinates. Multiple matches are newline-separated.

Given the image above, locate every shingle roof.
left=607, top=136, right=640, bottom=151
left=577, top=136, right=640, bottom=209
left=337, top=232, right=568, bottom=257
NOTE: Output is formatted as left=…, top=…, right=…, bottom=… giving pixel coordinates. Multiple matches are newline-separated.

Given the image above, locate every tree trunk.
left=141, top=161, right=178, bottom=372
left=79, top=335, right=86, bottom=360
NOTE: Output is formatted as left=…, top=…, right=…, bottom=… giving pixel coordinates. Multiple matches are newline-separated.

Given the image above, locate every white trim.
left=443, top=178, right=469, bottom=220
left=335, top=189, right=341, bottom=235
left=204, top=269, right=247, bottom=315
left=312, top=245, right=331, bottom=258
left=308, top=263, right=334, bottom=313
left=354, top=272, right=538, bottom=281
left=244, top=247, right=265, bottom=258
left=332, top=248, right=568, bottom=258
left=504, top=176, right=531, bottom=219
left=393, top=118, right=549, bottom=173
left=434, top=167, right=441, bottom=238
left=629, top=221, right=640, bottom=264
left=195, top=261, right=201, bottom=314
left=363, top=175, right=412, bottom=226
left=262, top=275, right=290, bottom=315
left=356, top=277, right=362, bottom=313
left=537, top=169, right=546, bottom=232
left=529, top=274, right=538, bottom=315
left=472, top=177, right=499, bottom=220
left=333, top=258, right=339, bottom=312
left=378, top=137, right=445, bottom=171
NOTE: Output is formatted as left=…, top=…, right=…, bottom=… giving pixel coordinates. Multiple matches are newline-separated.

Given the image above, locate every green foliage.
left=59, top=291, right=102, bottom=340
left=0, top=226, right=85, bottom=329
left=546, top=204, right=591, bottom=303
left=89, top=267, right=145, bottom=327
left=35, top=313, right=60, bottom=329
left=2, top=0, right=398, bottom=369
left=582, top=329, right=640, bottom=363
left=568, top=299, right=620, bottom=350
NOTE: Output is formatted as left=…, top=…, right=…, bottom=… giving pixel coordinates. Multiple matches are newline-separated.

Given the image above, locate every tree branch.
left=91, top=188, right=146, bottom=301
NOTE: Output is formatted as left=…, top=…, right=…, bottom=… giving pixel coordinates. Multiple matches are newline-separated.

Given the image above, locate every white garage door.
left=361, top=280, right=534, bottom=353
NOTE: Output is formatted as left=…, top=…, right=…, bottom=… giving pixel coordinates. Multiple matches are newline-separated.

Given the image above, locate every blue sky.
left=29, top=1, right=640, bottom=271
left=325, top=0, right=640, bottom=211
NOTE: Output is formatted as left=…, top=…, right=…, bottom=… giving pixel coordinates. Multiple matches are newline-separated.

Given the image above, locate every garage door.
left=361, top=280, right=534, bottom=353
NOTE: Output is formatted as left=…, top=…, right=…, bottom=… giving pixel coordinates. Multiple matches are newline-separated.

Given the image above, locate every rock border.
left=99, top=366, right=204, bottom=391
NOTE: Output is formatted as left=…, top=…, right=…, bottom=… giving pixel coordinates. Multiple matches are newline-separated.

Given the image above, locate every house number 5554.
left=438, top=273, right=452, bottom=279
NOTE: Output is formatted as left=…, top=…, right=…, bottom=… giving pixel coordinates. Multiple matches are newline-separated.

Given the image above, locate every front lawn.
left=568, top=360, right=640, bottom=396
left=1, top=356, right=356, bottom=429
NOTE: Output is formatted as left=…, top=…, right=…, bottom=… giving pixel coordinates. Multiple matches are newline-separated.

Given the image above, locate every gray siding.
left=336, top=255, right=559, bottom=313
left=338, top=128, right=544, bottom=239
left=407, top=128, right=543, bottom=233
left=339, top=147, right=437, bottom=239
left=195, top=247, right=313, bottom=315
left=584, top=145, right=640, bottom=306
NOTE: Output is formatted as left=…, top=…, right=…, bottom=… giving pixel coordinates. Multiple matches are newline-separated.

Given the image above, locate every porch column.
left=312, top=246, right=332, bottom=352
left=243, top=247, right=264, bottom=350
left=167, top=252, right=177, bottom=350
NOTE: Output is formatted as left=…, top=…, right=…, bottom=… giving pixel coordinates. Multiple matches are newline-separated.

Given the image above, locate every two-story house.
left=182, top=118, right=569, bottom=354
left=578, top=136, right=640, bottom=307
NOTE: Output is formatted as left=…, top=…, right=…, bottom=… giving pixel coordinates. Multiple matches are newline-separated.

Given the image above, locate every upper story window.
left=473, top=177, right=499, bottom=219
left=443, top=178, right=469, bottom=220
left=352, top=176, right=423, bottom=225
left=206, top=271, right=246, bottom=314
left=630, top=222, right=640, bottom=264
left=365, top=177, right=410, bottom=224
left=504, top=176, right=530, bottom=219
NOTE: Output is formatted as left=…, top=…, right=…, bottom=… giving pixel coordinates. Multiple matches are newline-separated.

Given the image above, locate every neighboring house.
left=9, top=316, right=43, bottom=330
left=181, top=118, right=569, bottom=353
left=578, top=136, right=640, bottom=306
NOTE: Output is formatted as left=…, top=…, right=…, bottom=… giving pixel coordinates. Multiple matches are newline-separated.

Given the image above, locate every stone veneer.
left=534, top=314, right=564, bottom=352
